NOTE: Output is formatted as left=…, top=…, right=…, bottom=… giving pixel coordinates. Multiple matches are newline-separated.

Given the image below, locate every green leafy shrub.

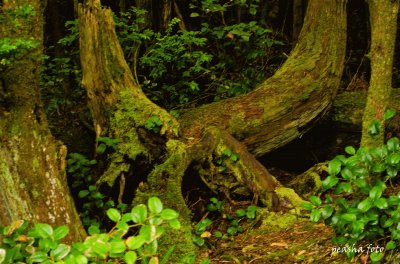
left=193, top=197, right=257, bottom=246
left=0, top=4, right=38, bottom=66
left=68, top=151, right=113, bottom=229
left=40, top=20, right=83, bottom=116
left=303, top=137, right=400, bottom=261
left=114, top=1, right=285, bottom=110
left=0, top=197, right=180, bottom=264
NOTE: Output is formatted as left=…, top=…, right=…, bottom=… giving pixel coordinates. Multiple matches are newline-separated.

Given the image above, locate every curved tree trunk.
left=78, top=0, right=347, bottom=261
left=0, top=0, right=85, bottom=242
left=179, top=0, right=347, bottom=157
left=360, top=0, right=399, bottom=147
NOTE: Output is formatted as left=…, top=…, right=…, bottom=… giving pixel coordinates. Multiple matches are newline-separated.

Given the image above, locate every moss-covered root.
left=198, top=127, right=280, bottom=207
left=133, top=139, right=197, bottom=263
left=274, top=187, right=307, bottom=215
left=287, top=163, right=326, bottom=198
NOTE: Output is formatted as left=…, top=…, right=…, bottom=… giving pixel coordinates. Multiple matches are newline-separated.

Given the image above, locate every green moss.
left=274, top=187, right=307, bottom=216
left=0, top=157, right=26, bottom=221
left=32, top=158, right=39, bottom=172
left=259, top=210, right=298, bottom=230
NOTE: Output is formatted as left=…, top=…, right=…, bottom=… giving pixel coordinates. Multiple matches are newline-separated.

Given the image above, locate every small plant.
left=214, top=148, right=240, bottom=172
left=145, top=116, right=163, bottom=133
left=96, top=136, right=120, bottom=154
left=303, top=137, right=400, bottom=262
left=192, top=218, right=213, bottom=246
left=67, top=151, right=113, bottom=229
left=193, top=197, right=257, bottom=246
left=0, top=197, right=180, bottom=264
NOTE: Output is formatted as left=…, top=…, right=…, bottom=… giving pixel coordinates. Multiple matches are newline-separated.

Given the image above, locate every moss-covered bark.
left=330, top=90, right=400, bottom=136
left=360, top=0, right=399, bottom=147
left=0, top=0, right=85, bottom=242
left=179, top=0, right=347, bottom=157
left=78, top=0, right=348, bottom=260
left=78, top=1, right=197, bottom=261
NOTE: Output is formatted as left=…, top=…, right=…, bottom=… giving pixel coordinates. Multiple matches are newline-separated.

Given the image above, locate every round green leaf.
left=74, top=255, right=88, bottom=264
left=328, top=159, right=341, bottom=176
left=88, top=225, right=100, bottom=235
left=192, top=236, right=205, bottom=246
left=341, top=168, right=353, bottom=180
left=53, top=226, right=69, bottom=240
left=387, top=137, right=400, bottom=151
left=374, top=198, right=388, bottom=209
left=78, top=190, right=90, bottom=198
left=383, top=218, right=394, bottom=228
left=107, top=208, right=121, bottom=222
left=96, top=143, right=107, bottom=154
left=34, top=223, right=53, bottom=238
left=370, top=252, right=383, bottom=262
left=126, top=235, right=146, bottom=250
left=149, top=216, right=163, bottom=225
left=236, top=209, right=246, bottom=217
left=322, top=175, right=339, bottom=190
left=92, top=241, right=109, bottom=259
left=384, top=109, right=396, bottom=120
left=357, top=198, right=372, bottom=213
left=124, top=251, right=138, bottom=264
left=321, top=205, right=334, bottom=219
left=309, top=196, right=322, bottom=206
left=51, top=244, right=71, bottom=261
left=30, top=251, right=48, bottom=263
left=148, top=197, right=163, bottom=214
left=115, top=222, right=129, bottom=232
left=169, top=219, right=181, bottom=230
left=369, top=185, right=384, bottom=200
left=246, top=209, right=256, bottom=219
left=345, top=146, right=356, bottom=155
left=110, top=240, right=126, bottom=254
left=131, top=204, right=147, bottom=223
left=160, top=209, right=179, bottom=220
left=301, top=202, right=313, bottom=211
left=214, top=231, right=223, bottom=238
left=310, top=209, right=321, bottom=222
left=227, top=226, right=237, bottom=235
left=386, top=240, right=396, bottom=250
left=121, top=213, right=132, bottom=223
left=340, top=213, right=356, bottom=222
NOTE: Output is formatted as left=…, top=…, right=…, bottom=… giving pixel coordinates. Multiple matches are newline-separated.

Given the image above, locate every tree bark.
left=179, top=0, right=347, bottom=157
left=360, top=0, right=399, bottom=147
left=0, top=0, right=85, bottom=242
left=78, top=0, right=347, bottom=260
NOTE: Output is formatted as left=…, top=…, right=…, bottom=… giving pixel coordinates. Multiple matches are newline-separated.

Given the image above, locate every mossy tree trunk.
left=78, top=0, right=346, bottom=261
left=0, top=0, right=85, bottom=242
left=360, top=0, right=399, bottom=148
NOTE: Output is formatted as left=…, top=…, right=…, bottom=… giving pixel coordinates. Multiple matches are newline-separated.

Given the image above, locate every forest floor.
left=197, top=214, right=353, bottom=264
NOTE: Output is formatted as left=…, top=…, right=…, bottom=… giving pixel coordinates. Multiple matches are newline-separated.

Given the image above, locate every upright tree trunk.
left=361, top=0, right=399, bottom=147
left=0, top=0, right=85, bottom=242
left=292, top=0, right=306, bottom=45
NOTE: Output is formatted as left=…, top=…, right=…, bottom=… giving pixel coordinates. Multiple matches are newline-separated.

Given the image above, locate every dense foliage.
left=116, top=2, right=285, bottom=109
left=304, top=113, right=400, bottom=262
left=0, top=197, right=180, bottom=264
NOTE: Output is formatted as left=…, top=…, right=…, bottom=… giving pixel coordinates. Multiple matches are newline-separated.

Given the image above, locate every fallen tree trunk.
left=329, top=90, right=400, bottom=135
